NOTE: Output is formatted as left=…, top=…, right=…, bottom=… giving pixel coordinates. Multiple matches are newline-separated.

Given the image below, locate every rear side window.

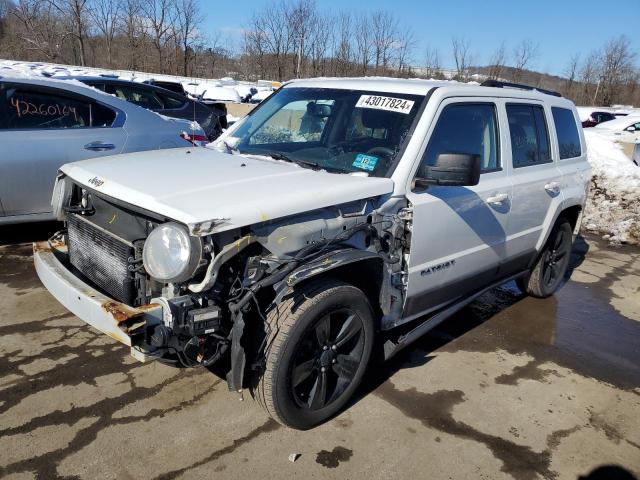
left=594, top=112, right=615, bottom=123
left=507, top=104, right=551, bottom=168
left=2, top=85, right=116, bottom=129
left=104, top=84, right=163, bottom=109
left=158, top=92, right=186, bottom=109
left=420, top=103, right=500, bottom=173
left=552, top=107, right=582, bottom=159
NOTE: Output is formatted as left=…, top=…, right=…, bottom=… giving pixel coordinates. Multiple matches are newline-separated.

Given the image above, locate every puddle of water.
left=407, top=235, right=640, bottom=390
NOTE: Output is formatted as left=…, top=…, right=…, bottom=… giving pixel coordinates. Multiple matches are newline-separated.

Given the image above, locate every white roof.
left=285, top=77, right=572, bottom=104
left=286, top=77, right=452, bottom=95
left=594, top=115, right=640, bottom=131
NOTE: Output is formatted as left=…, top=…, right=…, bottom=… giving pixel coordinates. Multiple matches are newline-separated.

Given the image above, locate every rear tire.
left=253, top=279, right=375, bottom=430
left=518, top=220, right=573, bottom=298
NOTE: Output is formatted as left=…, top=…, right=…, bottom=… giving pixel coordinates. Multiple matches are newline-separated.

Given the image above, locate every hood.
left=60, top=148, right=394, bottom=235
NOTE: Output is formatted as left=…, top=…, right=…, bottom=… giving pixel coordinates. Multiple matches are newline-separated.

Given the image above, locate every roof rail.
left=480, top=79, right=562, bottom=98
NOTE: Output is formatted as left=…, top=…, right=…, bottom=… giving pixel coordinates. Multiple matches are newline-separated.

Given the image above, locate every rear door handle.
left=486, top=193, right=509, bottom=205
left=84, top=142, right=116, bottom=151
left=544, top=182, right=561, bottom=194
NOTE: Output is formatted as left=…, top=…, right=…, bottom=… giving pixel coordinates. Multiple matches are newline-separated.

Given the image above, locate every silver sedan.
left=0, top=76, right=206, bottom=224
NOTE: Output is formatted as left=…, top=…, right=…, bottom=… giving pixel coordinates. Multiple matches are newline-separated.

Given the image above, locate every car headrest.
left=361, top=108, right=395, bottom=129
left=509, top=123, right=527, bottom=143
left=307, top=102, right=332, bottom=117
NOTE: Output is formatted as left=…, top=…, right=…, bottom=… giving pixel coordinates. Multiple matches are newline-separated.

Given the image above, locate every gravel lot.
left=1, top=224, right=639, bottom=480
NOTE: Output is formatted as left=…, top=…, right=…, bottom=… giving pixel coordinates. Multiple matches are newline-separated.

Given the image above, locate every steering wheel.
left=367, top=146, right=395, bottom=158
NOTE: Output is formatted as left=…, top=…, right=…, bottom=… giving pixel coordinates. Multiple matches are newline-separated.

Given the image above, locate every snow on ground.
left=583, top=129, right=640, bottom=244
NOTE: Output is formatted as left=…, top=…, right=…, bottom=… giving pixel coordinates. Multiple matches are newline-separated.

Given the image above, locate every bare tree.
left=451, top=37, right=472, bottom=81
left=488, top=42, right=507, bottom=80
left=0, top=0, right=12, bottom=37
left=48, top=0, right=90, bottom=66
left=140, top=0, right=176, bottom=73
left=395, top=27, right=415, bottom=76
left=288, top=0, right=315, bottom=78
left=423, top=45, right=441, bottom=78
left=175, top=0, right=203, bottom=76
left=308, top=11, right=331, bottom=76
left=562, top=53, right=580, bottom=98
left=245, top=0, right=291, bottom=80
left=511, top=39, right=538, bottom=82
left=119, top=0, right=146, bottom=70
left=11, top=0, right=66, bottom=61
left=598, top=36, right=636, bottom=105
left=354, top=13, right=371, bottom=75
left=370, top=10, right=397, bottom=73
left=579, top=51, right=601, bottom=105
left=89, top=0, right=121, bottom=67
left=333, top=12, right=352, bottom=76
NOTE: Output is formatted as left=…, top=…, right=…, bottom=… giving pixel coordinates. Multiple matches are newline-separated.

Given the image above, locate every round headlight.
left=142, top=223, right=202, bottom=283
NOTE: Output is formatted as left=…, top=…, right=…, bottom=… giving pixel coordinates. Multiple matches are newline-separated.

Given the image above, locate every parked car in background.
left=0, top=77, right=204, bottom=224
left=578, top=108, right=617, bottom=128
left=142, top=79, right=187, bottom=96
left=594, top=115, right=640, bottom=143
left=62, top=76, right=225, bottom=141
left=633, top=143, right=639, bottom=167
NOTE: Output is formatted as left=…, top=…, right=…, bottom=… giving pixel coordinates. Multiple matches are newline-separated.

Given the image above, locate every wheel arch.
left=531, top=203, right=583, bottom=267
left=279, top=249, right=385, bottom=325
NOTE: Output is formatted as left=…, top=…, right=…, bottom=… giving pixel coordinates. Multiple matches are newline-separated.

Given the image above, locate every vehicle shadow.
left=347, top=233, right=591, bottom=415
left=565, top=233, right=590, bottom=279
left=0, top=221, right=62, bottom=246
left=578, top=465, right=638, bottom=480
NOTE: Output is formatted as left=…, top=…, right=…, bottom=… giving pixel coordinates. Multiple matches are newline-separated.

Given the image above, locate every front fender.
left=274, top=248, right=382, bottom=299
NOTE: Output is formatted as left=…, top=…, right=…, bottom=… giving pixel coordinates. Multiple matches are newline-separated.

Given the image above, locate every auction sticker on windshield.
left=356, top=95, right=415, bottom=114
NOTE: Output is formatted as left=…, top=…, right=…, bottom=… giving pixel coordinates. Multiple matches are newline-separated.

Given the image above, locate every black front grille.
left=68, top=214, right=135, bottom=305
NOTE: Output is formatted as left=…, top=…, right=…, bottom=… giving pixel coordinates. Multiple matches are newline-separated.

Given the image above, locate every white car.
left=594, top=114, right=640, bottom=143
left=0, top=76, right=206, bottom=224
left=34, top=78, right=589, bottom=429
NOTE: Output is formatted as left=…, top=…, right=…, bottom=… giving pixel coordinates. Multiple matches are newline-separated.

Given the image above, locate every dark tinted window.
left=158, top=91, right=186, bottom=109
left=507, top=104, right=552, bottom=168
left=420, top=103, right=499, bottom=174
left=2, top=84, right=116, bottom=129
left=150, top=81, right=186, bottom=95
left=86, top=82, right=106, bottom=92
left=594, top=112, right=615, bottom=123
left=104, top=84, right=163, bottom=109
left=552, top=107, right=582, bottom=159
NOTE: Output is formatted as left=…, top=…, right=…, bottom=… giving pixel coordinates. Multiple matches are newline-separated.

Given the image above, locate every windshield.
left=232, top=87, right=424, bottom=177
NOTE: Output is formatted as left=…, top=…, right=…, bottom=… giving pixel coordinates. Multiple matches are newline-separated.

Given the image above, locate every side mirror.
left=625, top=126, right=636, bottom=132
left=414, top=153, right=481, bottom=189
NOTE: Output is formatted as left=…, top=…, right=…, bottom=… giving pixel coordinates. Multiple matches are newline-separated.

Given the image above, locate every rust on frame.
left=33, top=240, right=67, bottom=254
left=33, top=241, right=52, bottom=254
left=101, top=301, right=157, bottom=323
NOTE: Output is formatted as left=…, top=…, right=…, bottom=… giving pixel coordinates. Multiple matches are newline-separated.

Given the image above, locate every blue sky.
left=201, top=0, right=639, bottom=76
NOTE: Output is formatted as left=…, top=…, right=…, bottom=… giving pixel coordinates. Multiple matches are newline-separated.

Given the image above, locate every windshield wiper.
left=267, top=152, right=321, bottom=170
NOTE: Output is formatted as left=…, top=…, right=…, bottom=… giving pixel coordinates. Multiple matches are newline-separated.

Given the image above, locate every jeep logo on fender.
left=87, top=176, right=104, bottom=188
left=421, top=259, right=456, bottom=276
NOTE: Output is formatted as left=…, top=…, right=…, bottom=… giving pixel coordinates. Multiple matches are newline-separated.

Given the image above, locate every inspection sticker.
left=355, top=95, right=415, bottom=114
left=352, top=154, right=379, bottom=171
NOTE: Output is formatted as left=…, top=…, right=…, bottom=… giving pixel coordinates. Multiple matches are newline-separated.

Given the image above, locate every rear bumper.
left=33, top=240, right=162, bottom=361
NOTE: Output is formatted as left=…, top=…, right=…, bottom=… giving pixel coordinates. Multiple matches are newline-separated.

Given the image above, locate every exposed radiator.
left=67, top=214, right=135, bottom=305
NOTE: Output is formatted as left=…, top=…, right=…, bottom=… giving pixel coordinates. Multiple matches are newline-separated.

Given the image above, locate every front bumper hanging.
left=33, top=240, right=163, bottom=362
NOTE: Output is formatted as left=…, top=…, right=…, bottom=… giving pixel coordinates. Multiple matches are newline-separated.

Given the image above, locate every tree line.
left=0, top=0, right=637, bottom=106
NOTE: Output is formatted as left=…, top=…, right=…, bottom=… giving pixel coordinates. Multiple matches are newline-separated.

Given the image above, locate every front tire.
left=518, top=220, right=573, bottom=298
left=253, top=279, right=375, bottom=430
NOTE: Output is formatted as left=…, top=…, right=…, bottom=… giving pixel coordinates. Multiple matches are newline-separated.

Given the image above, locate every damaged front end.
left=40, top=176, right=411, bottom=393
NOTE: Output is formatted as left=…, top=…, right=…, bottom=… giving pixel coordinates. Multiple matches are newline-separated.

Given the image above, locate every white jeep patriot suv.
left=34, top=78, right=590, bottom=429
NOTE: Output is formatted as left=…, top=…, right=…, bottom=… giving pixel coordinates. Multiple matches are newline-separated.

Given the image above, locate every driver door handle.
left=544, top=182, right=561, bottom=194
left=487, top=193, right=509, bottom=205
left=84, top=142, right=115, bottom=151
